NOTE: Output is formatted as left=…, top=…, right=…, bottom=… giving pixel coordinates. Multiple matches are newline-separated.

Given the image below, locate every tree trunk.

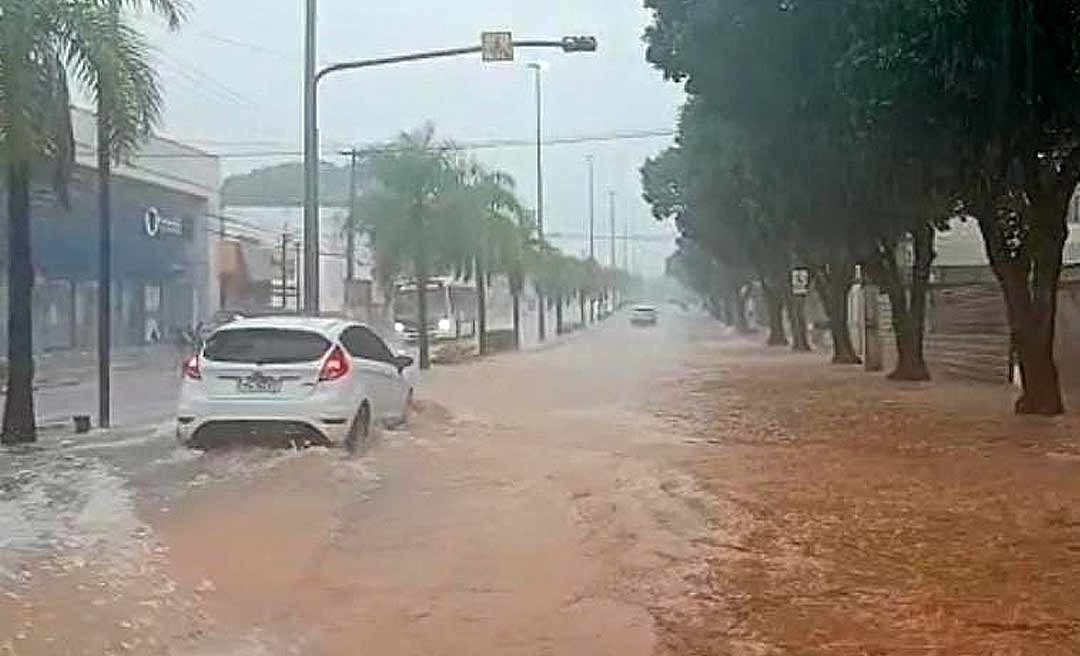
left=589, top=297, right=595, bottom=324
left=813, top=264, right=860, bottom=365
left=579, top=293, right=587, bottom=327
left=787, top=290, right=811, bottom=352
left=536, top=286, right=546, bottom=343
left=475, top=258, right=488, bottom=355
left=416, top=271, right=431, bottom=371
left=910, top=226, right=933, bottom=376
left=720, top=291, right=735, bottom=325
left=761, top=281, right=788, bottom=346
left=511, top=290, right=521, bottom=350
left=879, top=230, right=933, bottom=381
left=2, top=163, right=36, bottom=443
left=555, top=296, right=564, bottom=335
left=976, top=196, right=1066, bottom=415
left=733, top=286, right=752, bottom=334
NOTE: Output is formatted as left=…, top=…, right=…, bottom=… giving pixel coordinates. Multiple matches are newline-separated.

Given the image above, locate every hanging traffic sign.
left=481, top=32, right=514, bottom=61
left=791, top=268, right=810, bottom=296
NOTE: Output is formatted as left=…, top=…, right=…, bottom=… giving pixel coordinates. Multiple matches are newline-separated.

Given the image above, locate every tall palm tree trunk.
left=475, top=258, right=488, bottom=355
left=511, top=289, right=521, bottom=349
left=3, top=162, right=36, bottom=443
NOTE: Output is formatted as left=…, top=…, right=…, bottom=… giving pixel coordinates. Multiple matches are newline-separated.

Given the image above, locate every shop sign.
left=144, top=207, right=183, bottom=238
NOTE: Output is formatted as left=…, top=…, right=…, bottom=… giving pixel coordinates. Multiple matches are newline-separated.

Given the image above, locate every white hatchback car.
left=177, top=317, right=414, bottom=452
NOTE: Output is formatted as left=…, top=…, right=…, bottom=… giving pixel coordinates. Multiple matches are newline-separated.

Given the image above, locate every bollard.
left=73, top=415, right=92, bottom=434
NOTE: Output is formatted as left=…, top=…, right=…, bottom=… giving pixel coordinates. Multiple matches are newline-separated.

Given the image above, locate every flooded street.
left=6, top=310, right=1080, bottom=655
left=1, top=312, right=719, bottom=655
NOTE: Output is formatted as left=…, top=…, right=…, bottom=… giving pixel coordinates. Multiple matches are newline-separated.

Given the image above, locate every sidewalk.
left=1, top=345, right=181, bottom=393
left=657, top=338, right=1080, bottom=655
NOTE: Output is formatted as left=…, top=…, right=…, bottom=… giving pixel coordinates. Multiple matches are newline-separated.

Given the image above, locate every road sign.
left=791, top=268, right=811, bottom=296
left=482, top=32, right=514, bottom=61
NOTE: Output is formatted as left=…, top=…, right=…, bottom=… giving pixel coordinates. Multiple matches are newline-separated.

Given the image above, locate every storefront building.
left=0, top=107, right=220, bottom=353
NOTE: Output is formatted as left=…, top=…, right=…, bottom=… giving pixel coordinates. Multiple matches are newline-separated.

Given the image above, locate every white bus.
left=393, top=277, right=478, bottom=343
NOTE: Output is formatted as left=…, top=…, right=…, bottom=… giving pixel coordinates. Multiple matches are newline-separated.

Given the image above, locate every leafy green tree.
left=0, top=0, right=179, bottom=442
left=841, top=0, right=1080, bottom=411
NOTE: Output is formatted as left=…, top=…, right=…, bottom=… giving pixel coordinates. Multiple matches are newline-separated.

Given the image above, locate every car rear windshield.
left=203, top=329, right=330, bottom=364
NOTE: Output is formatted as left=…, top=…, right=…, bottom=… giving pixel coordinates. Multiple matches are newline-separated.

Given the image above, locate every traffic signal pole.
left=300, top=21, right=597, bottom=315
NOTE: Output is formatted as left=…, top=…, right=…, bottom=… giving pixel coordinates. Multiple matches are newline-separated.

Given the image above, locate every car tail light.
left=319, top=345, right=350, bottom=382
left=182, top=354, right=201, bottom=380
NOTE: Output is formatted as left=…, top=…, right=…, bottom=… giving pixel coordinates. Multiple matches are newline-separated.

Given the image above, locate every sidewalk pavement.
left=1, top=345, right=183, bottom=394
left=657, top=335, right=1080, bottom=655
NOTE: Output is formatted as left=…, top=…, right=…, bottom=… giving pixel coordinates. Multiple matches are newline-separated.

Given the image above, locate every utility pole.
left=218, top=215, right=227, bottom=309
left=587, top=155, right=595, bottom=261
left=302, top=0, right=320, bottom=315
left=608, top=191, right=616, bottom=269
left=280, top=231, right=289, bottom=310
left=343, top=148, right=359, bottom=282
left=295, top=240, right=303, bottom=311
left=528, top=62, right=547, bottom=343
left=623, top=216, right=629, bottom=271
left=96, top=0, right=119, bottom=429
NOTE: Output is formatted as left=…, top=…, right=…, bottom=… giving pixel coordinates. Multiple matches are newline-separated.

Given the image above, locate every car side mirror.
left=392, top=355, right=414, bottom=372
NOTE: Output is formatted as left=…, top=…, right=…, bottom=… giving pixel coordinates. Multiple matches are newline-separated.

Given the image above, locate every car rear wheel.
left=345, top=403, right=371, bottom=455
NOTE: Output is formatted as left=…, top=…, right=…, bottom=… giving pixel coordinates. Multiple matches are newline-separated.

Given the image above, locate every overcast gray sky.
left=138, top=1, right=685, bottom=275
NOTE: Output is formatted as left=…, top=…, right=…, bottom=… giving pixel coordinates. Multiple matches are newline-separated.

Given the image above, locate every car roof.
left=212, top=315, right=357, bottom=338
left=633, top=304, right=657, bottom=310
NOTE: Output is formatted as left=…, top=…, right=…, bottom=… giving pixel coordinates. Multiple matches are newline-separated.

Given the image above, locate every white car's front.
left=177, top=326, right=366, bottom=448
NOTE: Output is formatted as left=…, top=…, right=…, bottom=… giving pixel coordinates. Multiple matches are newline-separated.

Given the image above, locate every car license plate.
left=237, top=375, right=283, bottom=394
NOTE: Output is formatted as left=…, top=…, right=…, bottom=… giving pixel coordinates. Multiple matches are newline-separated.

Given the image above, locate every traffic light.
left=561, top=36, right=598, bottom=53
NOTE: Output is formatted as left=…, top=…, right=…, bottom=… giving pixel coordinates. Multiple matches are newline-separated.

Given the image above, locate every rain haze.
left=8, top=1, right=1080, bottom=654
left=137, top=0, right=684, bottom=276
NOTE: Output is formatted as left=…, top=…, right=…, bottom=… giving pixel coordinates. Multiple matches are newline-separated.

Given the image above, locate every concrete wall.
left=869, top=276, right=1080, bottom=386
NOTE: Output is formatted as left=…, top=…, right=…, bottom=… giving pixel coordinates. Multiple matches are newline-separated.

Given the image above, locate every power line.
left=193, top=30, right=297, bottom=63
left=135, top=128, right=678, bottom=160
left=151, top=50, right=261, bottom=111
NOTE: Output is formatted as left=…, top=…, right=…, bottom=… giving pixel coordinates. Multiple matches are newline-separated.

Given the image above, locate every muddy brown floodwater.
left=153, top=313, right=722, bottom=655
left=5, top=311, right=1080, bottom=655
left=2, top=311, right=719, bottom=655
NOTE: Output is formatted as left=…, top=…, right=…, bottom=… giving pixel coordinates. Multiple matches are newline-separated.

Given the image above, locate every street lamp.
left=528, top=61, right=548, bottom=342
left=301, top=9, right=596, bottom=315
left=586, top=154, right=595, bottom=261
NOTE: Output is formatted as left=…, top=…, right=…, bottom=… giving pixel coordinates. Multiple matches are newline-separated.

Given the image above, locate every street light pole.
left=608, top=190, right=616, bottom=269
left=529, top=64, right=545, bottom=238
left=528, top=62, right=547, bottom=343
left=587, top=155, right=595, bottom=261
left=303, top=0, right=320, bottom=315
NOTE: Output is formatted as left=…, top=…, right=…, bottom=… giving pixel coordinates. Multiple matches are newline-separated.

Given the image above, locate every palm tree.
left=358, top=125, right=460, bottom=370
left=0, top=0, right=179, bottom=442
left=453, top=164, right=525, bottom=355
left=505, top=213, right=537, bottom=349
